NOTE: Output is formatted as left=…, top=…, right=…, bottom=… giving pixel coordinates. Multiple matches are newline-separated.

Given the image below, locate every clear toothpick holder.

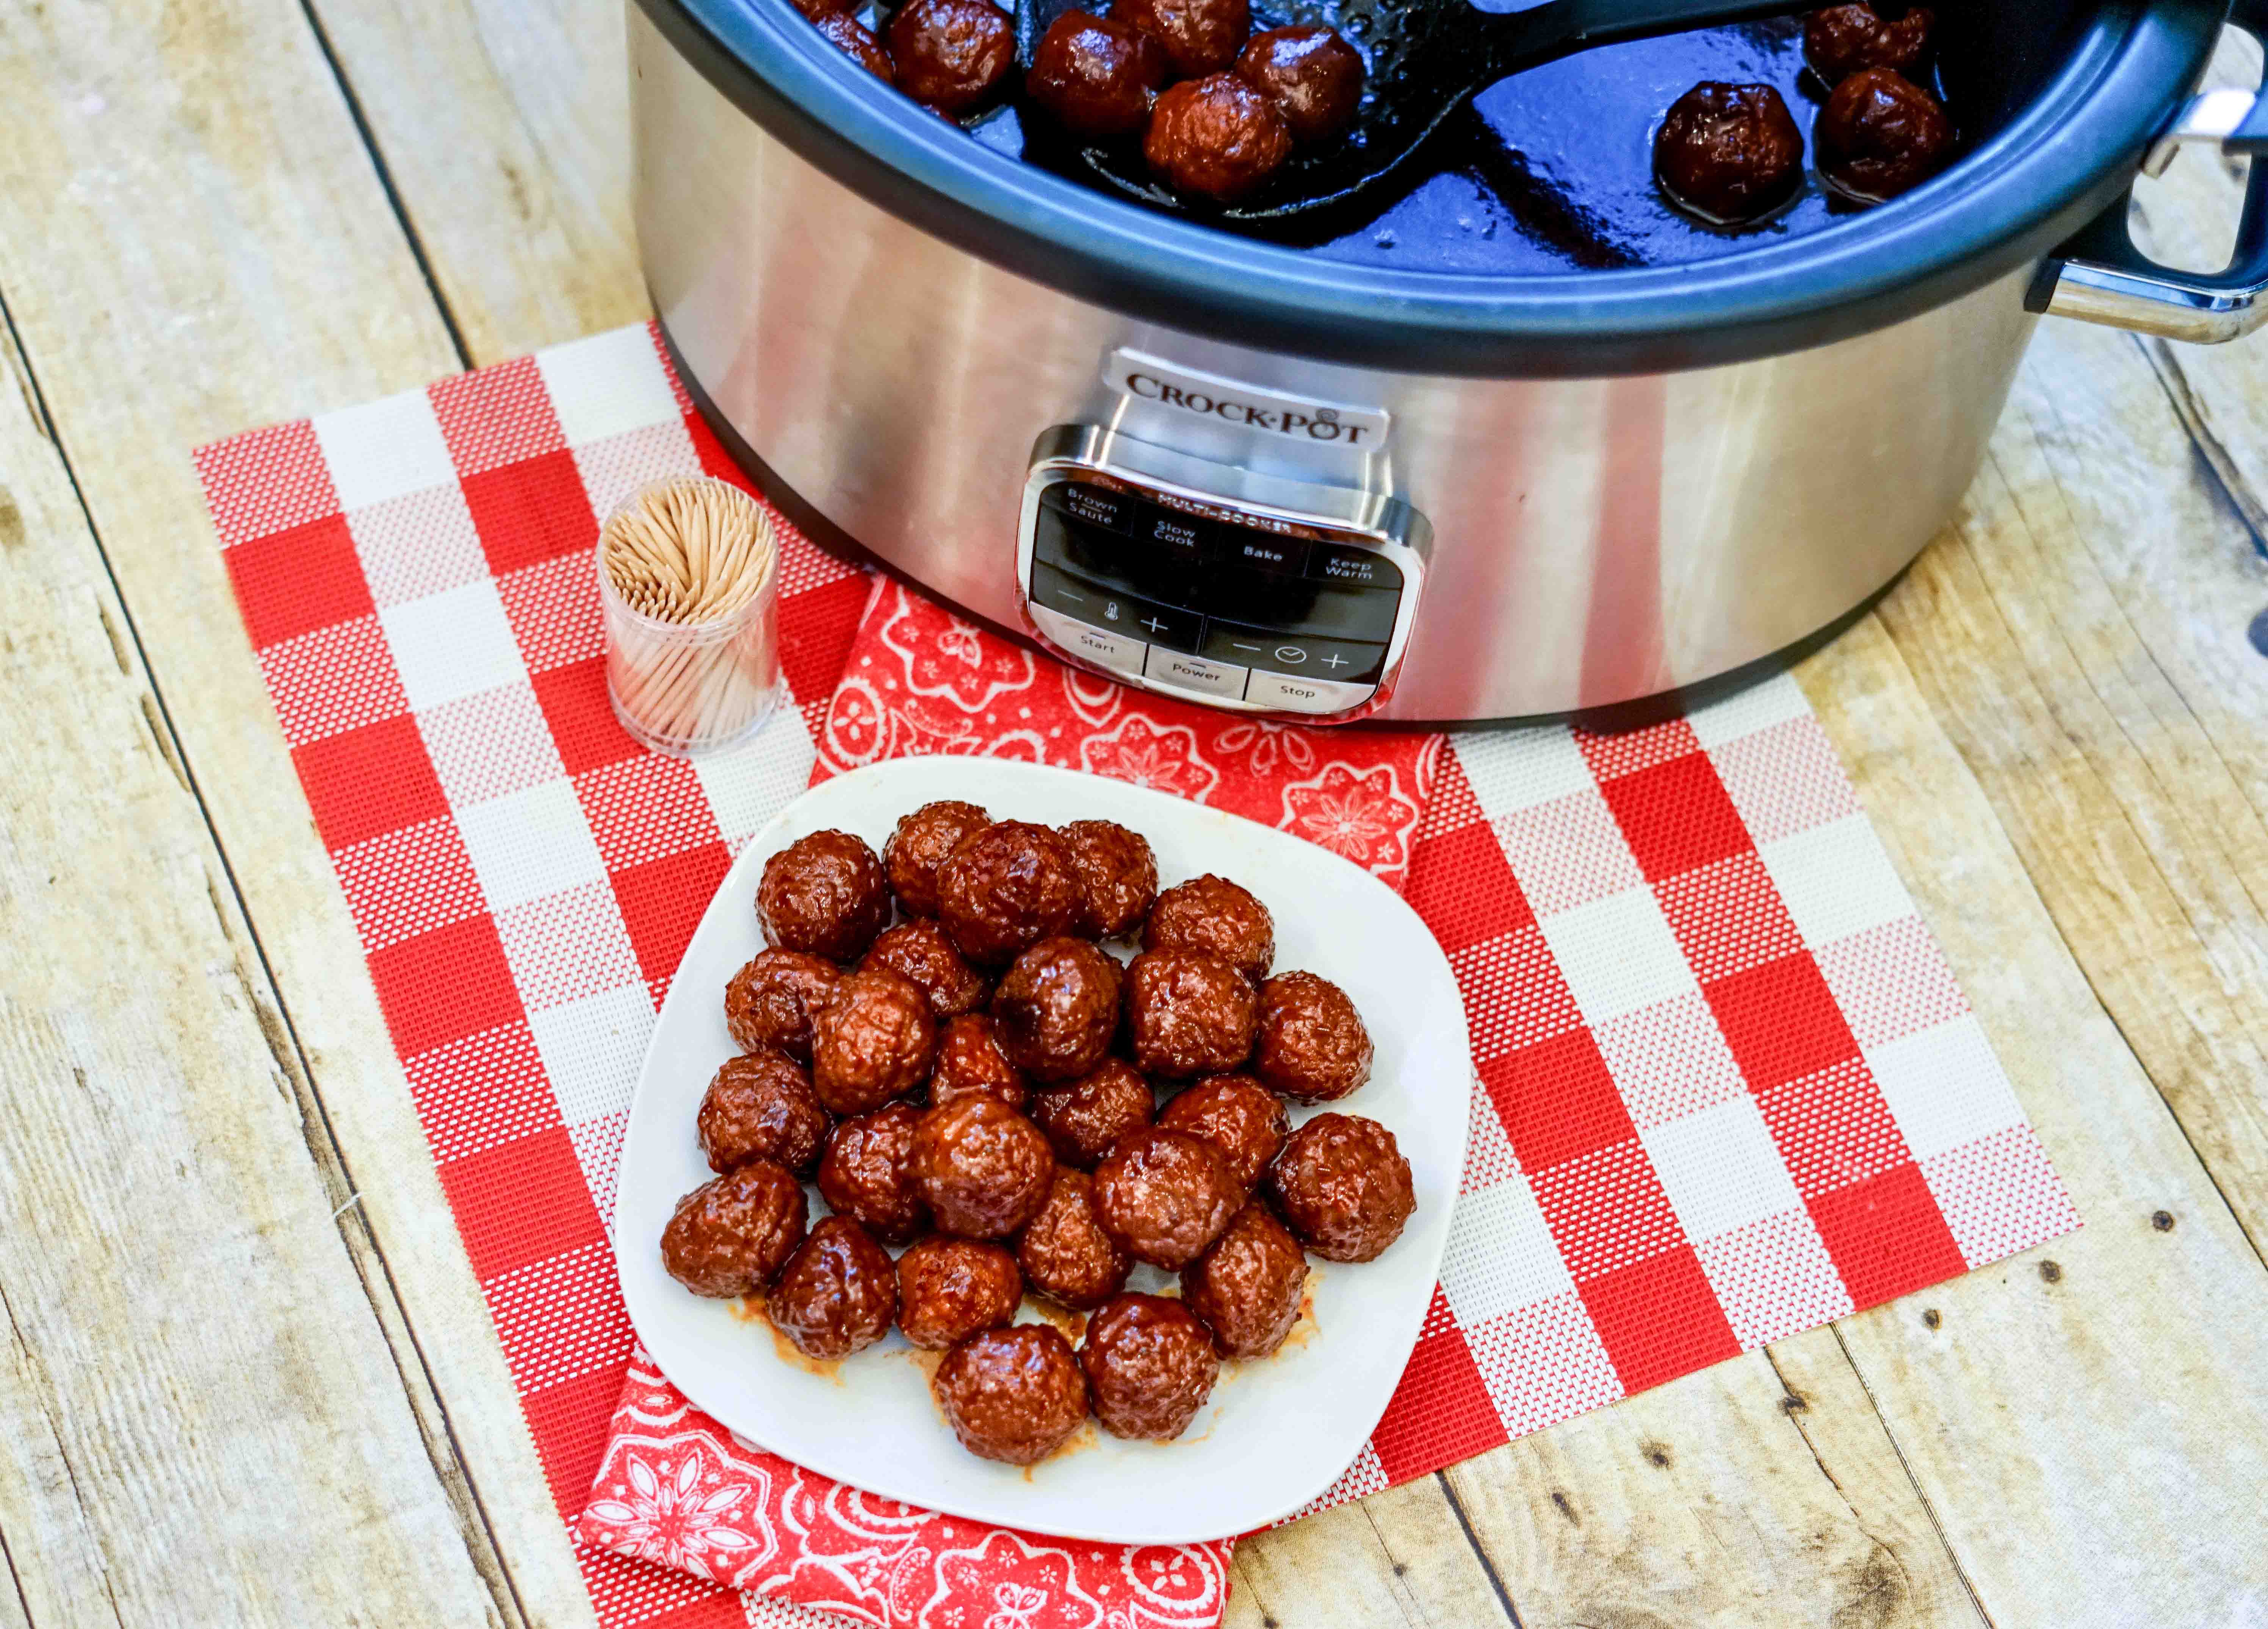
left=597, top=477, right=784, bottom=759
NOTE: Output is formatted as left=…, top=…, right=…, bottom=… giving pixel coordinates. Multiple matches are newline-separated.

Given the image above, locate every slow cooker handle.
left=2027, top=3, right=2268, bottom=345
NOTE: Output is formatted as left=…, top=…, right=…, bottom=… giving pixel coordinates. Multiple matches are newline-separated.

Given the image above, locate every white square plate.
left=613, top=757, right=1471, bottom=1545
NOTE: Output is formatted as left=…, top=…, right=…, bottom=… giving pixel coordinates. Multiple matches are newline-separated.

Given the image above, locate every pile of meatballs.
left=795, top=0, right=1366, bottom=204
left=1655, top=3, right=1951, bottom=226
left=659, top=802, right=1417, bottom=1466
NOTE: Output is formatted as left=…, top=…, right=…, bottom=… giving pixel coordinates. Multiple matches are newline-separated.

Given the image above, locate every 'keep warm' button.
left=1143, top=648, right=1248, bottom=700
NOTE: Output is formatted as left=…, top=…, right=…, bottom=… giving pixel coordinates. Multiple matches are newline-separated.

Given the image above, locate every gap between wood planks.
left=0, top=280, right=528, bottom=1629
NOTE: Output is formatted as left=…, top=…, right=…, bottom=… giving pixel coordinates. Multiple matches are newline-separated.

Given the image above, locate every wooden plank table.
left=2, top=4, right=2265, bottom=1624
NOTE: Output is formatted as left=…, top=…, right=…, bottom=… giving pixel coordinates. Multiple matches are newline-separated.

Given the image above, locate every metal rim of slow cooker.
left=638, top=0, right=2227, bottom=377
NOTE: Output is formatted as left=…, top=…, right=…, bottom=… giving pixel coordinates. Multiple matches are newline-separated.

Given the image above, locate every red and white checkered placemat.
left=196, top=322, right=2077, bottom=1629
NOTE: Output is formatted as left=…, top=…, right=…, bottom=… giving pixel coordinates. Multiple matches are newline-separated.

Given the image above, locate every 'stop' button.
left=1305, top=540, right=1402, bottom=591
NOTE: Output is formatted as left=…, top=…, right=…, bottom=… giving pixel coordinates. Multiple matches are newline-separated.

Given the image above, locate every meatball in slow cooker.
left=932, top=1324, right=1091, bottom=1464
left=813, top=11, right=894, bottom=80
left=697, top=1050, right=831, bottom=1176
left=725, top=949, right=841, bottom=1065
left=810, top=968, right=937, bottom=1116
left=1815, top=67, right=1953, bottom=201
left=1079, top=1293, right=1220, bottom=1441
left=758, top=829, right=889, bottom=962
left=1181, top=1200, right=1307, bottom=1358
left=896, top=1234, right=1023, bottom=1350
left=991, top=937, right=1123, bottom=1083
left=1268, top=1112, right=1414, bottom=1263
left=816, top=1102, right=930, bottom=1244
left=1124, top=950, right=1259, bottom=1079
left=1235, top=25, right=1364, bottom=145
left=1156, top=1072, right=1286, bottom=1190
left=913, top=1094, right=1057, bottom=1238
left=884, top=799, right=990, bottom=918
left=887, top=0, right=1017, bottom=115
left=1094, top=1126, right=1242, bottom=1269
left=936, top=821, right=1082, bottom=966
left=661, top=1160, right=809, bottom=1297
left=1143, top=874, right=1274, bottom=985
left=1057, top=818, right=1159, bottom=940
left=1653, top=81, right=1805, bottom=224
left=1804, top=3, right=1934, bottom=86
left=1253, top=971, right=1372, bottom=1104
left=1030, top=1056, right=1156, bottom=1169
left=1027, top=12, right=1170, bottom=140
left=768, top=1215, right=899, bottom=1361
left=1117, top=0, right=1249, bottom=77
left=929, top=1012, right=1029, bottom=1111
left=1017, top=1167, right=1133, bottom=1310
left=1145, top=75, right=1293, bottom=204
left=860, top=917, right=990, bottom=1020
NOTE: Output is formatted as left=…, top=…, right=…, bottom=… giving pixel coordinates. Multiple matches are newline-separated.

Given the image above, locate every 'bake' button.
left=1217, top=533, right=1309, bottom=575
left=1143, top=648, right=1248, bottom=700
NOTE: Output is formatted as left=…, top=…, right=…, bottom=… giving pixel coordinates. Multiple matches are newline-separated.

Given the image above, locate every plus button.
left=1321, top=652, right=1349, bottom=669
left=1141, top=616, right=1168, bottom=634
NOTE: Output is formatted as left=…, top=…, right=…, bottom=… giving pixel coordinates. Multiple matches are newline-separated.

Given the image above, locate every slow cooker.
left=630, top=0, right=2268, bottom=724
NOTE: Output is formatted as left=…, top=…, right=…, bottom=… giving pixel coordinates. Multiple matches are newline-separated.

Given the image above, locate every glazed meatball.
left=1057, top=819, right=1158, bottom=940
left=810, top=969, right=937, bottom=1116
left=1181, top=1201, right=1308, bottom=1358
left=789, top=0, right=846, bottom=17
left=1117, top=0, right=1249, bottom=77
left=1654, top=81, right=1805, bottom=224
left=1804, top=3, right=1933, bottom=86
left=887, top=0, right=1016, bottom=114
left=1094, top=1127, right=1242, bottom=1269
left=697, top=1050, right=831, bottom=1176
left=896, top=1235, right=1023, bottom=1350
left=1030, top=1057, right=1156, bottom=1169
left=1124, top=951, right=1259, bottom=1080
left=913, top=1095, right=1056, bottom=1238
left=1268, top=1112, right=1414, bottom=1263
left=1027, top=12, right=1170, bottom=141
left=932, top=1325, right=1091, bottom=1464
left=1253, top=971, right=1372, bottom=1104
left=758, top=830, right=889, bottom=962
left=1079, top=1293, right=1220, bottom=1441
left=817, top=1102, right=930, bottom=1244
left=1816, top=67, right=1953, bottom=202
left=1157, top=1073, right=1287, bottom=1190
left=936, top=821, right=1081, bottom=966
left=861, top=918, right=990, bottom=1020
left=930, top=1013, right=1030, bottom=1111
left=768, top=1215, right=899, bottom=1361
left=660, top=1160, right=809, bottom=1297
left=725, top=949, right=841, bottom=1064
left=884, top=800, right=990, bottom=918
left=1143, top=875, right=1274, bottom=985
left=991, top=938, right=1123, bottom=1083
left=1017, top=1167, right=1133, bottom=1311
left=1235, top=26, right=1364, bottom=144
left=1144, top=75, right=1292, bottom=205
left=813, top=11, right=894, bottom=78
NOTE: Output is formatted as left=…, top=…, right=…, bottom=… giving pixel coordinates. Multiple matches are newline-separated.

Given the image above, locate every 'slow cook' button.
left=1144, top=647, right=1248, bottom=700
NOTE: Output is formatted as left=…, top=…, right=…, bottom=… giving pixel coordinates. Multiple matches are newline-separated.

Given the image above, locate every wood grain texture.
left=0, top=299, right=501, bottom=1627
left=0, top=0, right=593, bottom=1623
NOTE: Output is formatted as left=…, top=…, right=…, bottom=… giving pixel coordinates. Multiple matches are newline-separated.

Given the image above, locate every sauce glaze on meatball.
left=1653, top=81, right=1805, bottom=225
left=661, top=1160, right=810, bottom=1297
left=861, top=917, right=990, bottom=1020
left=1142, top=874, right=1274, bottom=984
left=1079, top=1293, right=1220, bottom=1441
left=936, top=821, right=1082, bottom=966
left=1030, top=1056, right=1156, bottom=1169
left=991, top=937, right=1123, bottom=1083
left=810, top=968, right=937, bottom=1116
left=814, top=11, right=894, bottom=79
left=768, top=1215, right=899, bottom=1361
left=1144, top=75, right=1293, bottom=204
left=1057, top=819, right=1159, bottom=939
left=932, top=1324, right=1091, bottom=1464
left=888, top=0, right=1017, bottom=114
left=816, top=1103, right=930, bottom=1245
left=758, top=830, right=889, bottom=962
left=1116, top=0, right=1250, bottom=77
left=884, top=800, right=990, bottom=917
left=1267, top=1112, right=1414, bottom=1263
left=1815, top=66, right=1953, bottom=202
left=1156, top=1072, right=1287, bottom=1189
left=913, top=1095, right=1057, bottom=1238
left=697, top=1050, right=831, bottom=1176
left=1094, top=1126, right=1242, bottom=1269
left=725, top=949, right=841, bottom=1064
left=1027, top=13, right=1170, bottom=140
left=1181, top=1200, right=1307, bottom=1357
left=1017, top=1167, right=1132, bottom=1310
left=930, top=1013, right=1030, bottom=1111
left=1804, top=3, right=1933, bottom=86
left=1253, top=971, right=1372, bottom=1104
left=1235, top=25, right=1364, bottom=144
left=1124, top=950, right=1258, bottom=1079
left=896, top=1235, right=1023, bottom=1350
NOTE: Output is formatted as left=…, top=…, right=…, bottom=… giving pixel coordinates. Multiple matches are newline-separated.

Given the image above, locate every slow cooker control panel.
left=1015, top=430, right=1427, bottom=721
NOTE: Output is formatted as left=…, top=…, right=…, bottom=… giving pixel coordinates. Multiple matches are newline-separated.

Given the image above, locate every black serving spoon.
left=1017, top=0, right=1807, bottom=228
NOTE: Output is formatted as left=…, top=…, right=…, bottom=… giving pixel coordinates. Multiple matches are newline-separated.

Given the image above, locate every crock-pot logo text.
left=1106, top=349, right=1392, bottom=448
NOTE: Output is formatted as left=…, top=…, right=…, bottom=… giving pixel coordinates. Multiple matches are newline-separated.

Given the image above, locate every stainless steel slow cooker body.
left=632, top=0, right=2266, bottom=723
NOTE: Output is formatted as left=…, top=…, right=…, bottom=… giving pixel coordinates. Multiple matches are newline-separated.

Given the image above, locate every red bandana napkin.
left=196, top=322, right=2078, bottom=1629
